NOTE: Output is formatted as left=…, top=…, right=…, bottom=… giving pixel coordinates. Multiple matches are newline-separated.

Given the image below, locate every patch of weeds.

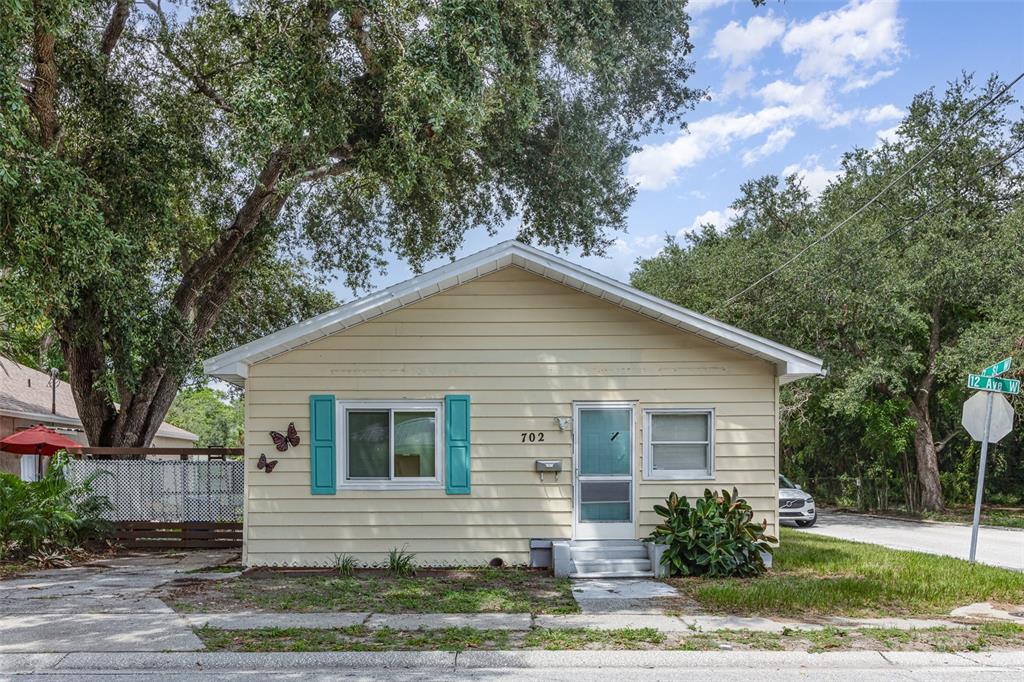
left=185, top=564, right=241, bottom=574
left=858, top=627, right=913, bottom=648
left=333, top=554, right=357, bottom=578
left=387, top=547, right=416, bottom=578
left=804, top=626, right=849, bottom=653
left=523, top=628, right=664, bottom=650
left=675, top=634, right=721, bottom=651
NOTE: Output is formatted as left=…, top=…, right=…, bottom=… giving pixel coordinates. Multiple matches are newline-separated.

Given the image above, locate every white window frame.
left=642, top=408, right=715, bottom=480
left=337, top=400, right=444, bottom=490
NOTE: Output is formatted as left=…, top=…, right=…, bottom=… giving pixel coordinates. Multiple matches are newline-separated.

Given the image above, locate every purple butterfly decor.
left=257, top=453, right=278, bottom=474
left=270, top=422, right=300, bottom=451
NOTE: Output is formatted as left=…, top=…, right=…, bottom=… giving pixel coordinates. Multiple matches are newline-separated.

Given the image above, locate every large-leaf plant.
left=647, top=488, right=776, bottom=577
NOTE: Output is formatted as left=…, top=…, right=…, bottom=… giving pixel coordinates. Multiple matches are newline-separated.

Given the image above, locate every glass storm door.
left=574, top=403, right=634, bottom=539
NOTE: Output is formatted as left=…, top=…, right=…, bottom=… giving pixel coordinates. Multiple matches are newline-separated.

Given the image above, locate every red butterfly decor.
left=270, top=422, right=300, bottom=451
left=257, top=453, right=278, bottom=474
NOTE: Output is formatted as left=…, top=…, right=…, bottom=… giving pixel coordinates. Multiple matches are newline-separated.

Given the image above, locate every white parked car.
left=779, top=475, right=816, bottom=527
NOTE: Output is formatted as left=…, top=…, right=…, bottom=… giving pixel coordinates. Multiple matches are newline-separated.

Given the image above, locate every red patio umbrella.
left=0, top=424, right=81, bottom=456
left=0, top=425, right=80, bottom=479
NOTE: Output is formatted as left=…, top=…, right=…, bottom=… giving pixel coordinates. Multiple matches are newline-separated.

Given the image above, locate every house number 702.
left=521, top=432, right=545, bottom=443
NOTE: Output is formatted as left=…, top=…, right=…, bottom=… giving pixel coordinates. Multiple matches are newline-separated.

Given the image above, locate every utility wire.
left=707, top=70, right=1024, bottom=317
left=719, top=136, right=1024, bottom=323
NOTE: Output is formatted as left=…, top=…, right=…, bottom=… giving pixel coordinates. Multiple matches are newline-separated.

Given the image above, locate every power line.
left=706, top=70, right=1024, bottom=317
left=717, top=135, right=1024, bottom=322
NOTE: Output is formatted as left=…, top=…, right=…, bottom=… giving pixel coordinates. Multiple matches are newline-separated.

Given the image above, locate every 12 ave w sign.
left=967, top=373, right=1021, bottom=394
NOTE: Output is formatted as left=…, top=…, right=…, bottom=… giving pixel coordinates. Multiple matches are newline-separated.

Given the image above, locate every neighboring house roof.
left=0, top=356, right=198, bottom=442
left=204, top=240, right=825, bottom=385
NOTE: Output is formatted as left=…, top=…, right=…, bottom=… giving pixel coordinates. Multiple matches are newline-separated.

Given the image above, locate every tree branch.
left=28, top=0, right=60, bottom=149
left=100, top=0, right=131, bottom=57
left=142, top=0, right=234, bottom=112
left=348, top=6, right=380, bottom=77
left=935, top=428, right=959, bottom=453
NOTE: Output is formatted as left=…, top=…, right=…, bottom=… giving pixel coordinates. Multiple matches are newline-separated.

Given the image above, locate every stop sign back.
left=961, top=391, right=1014, bottom=443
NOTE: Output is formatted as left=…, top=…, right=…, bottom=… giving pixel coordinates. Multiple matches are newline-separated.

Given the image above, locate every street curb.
left=0, top=650, right=1020, bottom=673
left=828, top=509, right=1024, bottom=532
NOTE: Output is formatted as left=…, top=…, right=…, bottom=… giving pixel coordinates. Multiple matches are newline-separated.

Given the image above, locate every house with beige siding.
left=204, top=241, right=822, bottom=577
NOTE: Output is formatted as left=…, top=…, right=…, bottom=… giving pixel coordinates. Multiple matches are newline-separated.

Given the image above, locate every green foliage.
left=166, top=387, right=245, bottom=448
left=0, top=454, right=113, bottom=562
left=1, top=0, right=704, bottom=446
left=647, top=489, right=776, bottom=578
left=386, top=546, right=417, bottom=578
left=333, top=553, right=357, bottom=578
left=632, top=74, right=1024, bottom=511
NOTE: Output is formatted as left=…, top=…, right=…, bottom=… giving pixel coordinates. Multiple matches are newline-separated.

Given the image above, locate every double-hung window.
left=643, top=409, right=714, bottom=480
left=339, top=401, right=443, bottom=489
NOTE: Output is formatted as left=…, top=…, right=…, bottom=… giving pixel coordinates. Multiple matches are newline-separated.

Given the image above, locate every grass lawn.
left=196, top=622, right=1024, bottom=653
left=168, top=567, right=578, bottom=615
left=667, top=528, right=1024, bottom=618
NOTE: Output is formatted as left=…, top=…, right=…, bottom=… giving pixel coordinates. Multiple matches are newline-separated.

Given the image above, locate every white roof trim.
left=203, top=240, right=824, bottom=385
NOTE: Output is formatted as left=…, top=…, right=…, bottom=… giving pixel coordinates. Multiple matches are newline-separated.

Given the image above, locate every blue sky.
left=329, top=0, right=1024, bottom=300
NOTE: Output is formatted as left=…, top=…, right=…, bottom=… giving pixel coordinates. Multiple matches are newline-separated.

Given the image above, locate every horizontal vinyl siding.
left=244, top=266, right=778, bottom=566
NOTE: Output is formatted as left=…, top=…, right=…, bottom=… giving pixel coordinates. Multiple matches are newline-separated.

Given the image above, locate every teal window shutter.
left=309, top=395, right=336, bottom=495
left=445, top=394, right=471, bottom=495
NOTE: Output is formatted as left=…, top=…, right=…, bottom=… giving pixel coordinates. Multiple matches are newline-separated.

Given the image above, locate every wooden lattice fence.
left=65, top=459, right=244, bottom=549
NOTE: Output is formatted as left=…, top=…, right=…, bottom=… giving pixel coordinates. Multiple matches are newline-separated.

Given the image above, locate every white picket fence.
left=66, top=459, right=244, bottom=523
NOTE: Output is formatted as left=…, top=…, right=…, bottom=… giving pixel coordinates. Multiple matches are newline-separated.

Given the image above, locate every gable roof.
left=203, top=240, right=824, bottom=385
left=0, top=356, right=198, bottom=442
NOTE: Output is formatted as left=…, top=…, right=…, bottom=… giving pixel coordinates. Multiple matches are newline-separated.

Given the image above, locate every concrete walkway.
left=0, top=550, right=236, bottom=652
left=1, top=650, right=1022, bottom=681
left=796, top=511, right=1024, bottom=571
left=184, top=610, right=986, bottom=633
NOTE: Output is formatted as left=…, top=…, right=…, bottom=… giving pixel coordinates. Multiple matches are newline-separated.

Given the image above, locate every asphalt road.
left=791, top=510, right=1024, bottom=571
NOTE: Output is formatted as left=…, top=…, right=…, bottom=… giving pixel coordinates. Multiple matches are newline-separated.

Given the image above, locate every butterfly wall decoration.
left=257, top=453, right=278, bottom=474
left=270, top=422, right=300, bottom=451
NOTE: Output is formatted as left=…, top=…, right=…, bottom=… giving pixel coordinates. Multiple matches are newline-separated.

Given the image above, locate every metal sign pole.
left=968, top=391, right=994, bottom=564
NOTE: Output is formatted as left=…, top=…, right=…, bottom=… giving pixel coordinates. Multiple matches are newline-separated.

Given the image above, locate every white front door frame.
left=572, top=401, right=637, bottom=540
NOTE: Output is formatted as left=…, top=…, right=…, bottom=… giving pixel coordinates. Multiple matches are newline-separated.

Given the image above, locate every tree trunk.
left=908, top=401, right=944, bottom=511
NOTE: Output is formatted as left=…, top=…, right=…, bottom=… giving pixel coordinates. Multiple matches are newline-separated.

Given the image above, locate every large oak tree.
left=632, top=76, right=1024, bottom=511
left=2, top=0, right=703, bottom=446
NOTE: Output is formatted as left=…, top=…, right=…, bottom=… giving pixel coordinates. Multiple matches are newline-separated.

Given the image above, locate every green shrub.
left=647, top=488, right=776, bottom=578
left=333, top=553, right=357, bottom=578
left=386, top=546, right=416, bottom=577
left=0, top=454, right=113, bottom=562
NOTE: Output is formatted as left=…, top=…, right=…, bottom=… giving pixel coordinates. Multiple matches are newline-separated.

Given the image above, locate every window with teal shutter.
left=309, top=395, right=336, bottom=495
left=445, top=394, right=471, bottom=494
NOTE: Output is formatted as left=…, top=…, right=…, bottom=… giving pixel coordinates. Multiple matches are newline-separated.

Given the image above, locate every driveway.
left=0, top=550, right=236, bottom=652
left=792, top=511, right=1024, bottom=571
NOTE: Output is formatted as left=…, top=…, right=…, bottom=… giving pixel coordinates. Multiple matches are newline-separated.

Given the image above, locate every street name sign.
left=964, top=356, right=1016, bottom=564
left=966, top=374, right=1020, bottom=394
left=981, top=357, right=1012, bottom=377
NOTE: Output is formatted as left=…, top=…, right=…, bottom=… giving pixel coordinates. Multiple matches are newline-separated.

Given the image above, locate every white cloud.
left=781, top=0, right=903, bottom=87
left=841, top=68, right=897, bottom=92
left=783, top=161, right=841, bottom=197
left=743, top=127, right=796, bottom=166
left=612, top=233, right=664, bottom=256
left=874, top=124, right=901, bottom=145
left=863, top=104, right=903, bottom=123
left=718, top=67, right=755, bottom=99
left=680, top=208, right=738, bottom=235
left=687, top=0, right=733, bottom=15
left=711, top=14, right=786, bottom=66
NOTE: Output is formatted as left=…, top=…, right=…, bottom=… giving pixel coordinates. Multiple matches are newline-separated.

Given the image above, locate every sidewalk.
left=1, top=650, right=1021, bottom=681
left=184, top=610, right=976, bottom=633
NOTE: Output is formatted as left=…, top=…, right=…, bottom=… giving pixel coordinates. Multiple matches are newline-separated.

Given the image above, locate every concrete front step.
left=554, top=539, right=664, bottom=578
left=571, top=559, right=652, bottom=574
left=570, top=546, right=648, bottom=560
